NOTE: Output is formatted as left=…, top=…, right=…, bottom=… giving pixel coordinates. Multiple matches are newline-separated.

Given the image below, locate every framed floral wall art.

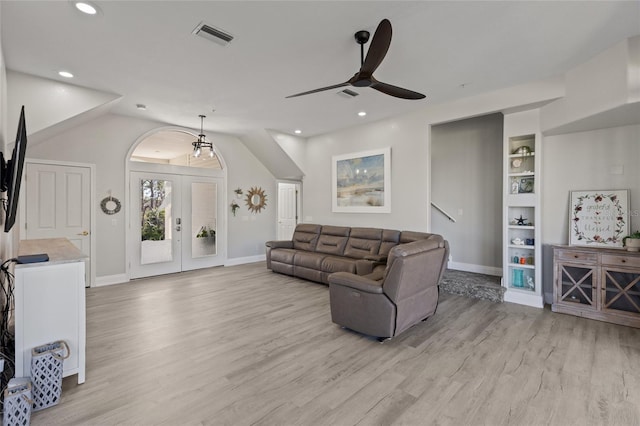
left=569, top=190, right=629, bottom=248
left=332, top=147, right=391, bottom=213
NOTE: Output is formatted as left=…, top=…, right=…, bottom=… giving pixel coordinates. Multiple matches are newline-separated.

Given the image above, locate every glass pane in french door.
left=191, top=182, right=217, bottom=258
left=140, top=178, right=173, bottom=265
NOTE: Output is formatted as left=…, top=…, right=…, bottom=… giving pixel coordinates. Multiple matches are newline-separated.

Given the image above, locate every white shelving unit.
left=503, top=110, right=543, bottom=308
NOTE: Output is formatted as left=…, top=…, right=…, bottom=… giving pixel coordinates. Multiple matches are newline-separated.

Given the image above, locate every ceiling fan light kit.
left=286, top=19, right=425, bottom=100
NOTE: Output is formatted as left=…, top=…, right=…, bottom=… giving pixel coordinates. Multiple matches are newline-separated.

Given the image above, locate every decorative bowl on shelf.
left=512, top=146, right=532, bottom=155
left=511, top=237, right=524, bottom=245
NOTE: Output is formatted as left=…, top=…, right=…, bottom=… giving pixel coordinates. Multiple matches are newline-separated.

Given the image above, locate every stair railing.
left=431, top=202, right=456, bottom=223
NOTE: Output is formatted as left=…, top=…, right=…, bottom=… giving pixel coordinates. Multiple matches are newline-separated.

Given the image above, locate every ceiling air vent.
left=338, top=89, right=359, bottom=98
left=192, top=22, right=234, bottom=46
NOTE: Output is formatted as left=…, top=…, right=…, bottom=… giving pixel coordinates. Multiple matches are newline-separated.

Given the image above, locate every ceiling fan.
left=286, top=19, right=425, bottom=100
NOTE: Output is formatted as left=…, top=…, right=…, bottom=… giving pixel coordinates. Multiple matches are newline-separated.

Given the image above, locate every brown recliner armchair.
left=328, top=237, right=449, bottom=339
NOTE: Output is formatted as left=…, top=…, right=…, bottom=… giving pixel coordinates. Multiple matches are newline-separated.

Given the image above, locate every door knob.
left=77, top=231, right=89, bottom=236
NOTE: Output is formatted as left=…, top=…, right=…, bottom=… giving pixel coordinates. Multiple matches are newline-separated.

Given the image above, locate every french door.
left=129, top=172, right=224, bottom=279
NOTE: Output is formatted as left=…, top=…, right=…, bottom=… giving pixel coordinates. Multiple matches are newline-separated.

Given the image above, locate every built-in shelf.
left=508, top=225, right=535, bottom=230
left=508, top=263, right=535, bottom=269
left=503, top=110, right=543, bottom=308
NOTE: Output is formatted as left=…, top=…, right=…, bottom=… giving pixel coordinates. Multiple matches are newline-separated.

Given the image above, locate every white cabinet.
left=503, top=110, right=543, bottom=308
left=14, top=239, right=86, bottom=384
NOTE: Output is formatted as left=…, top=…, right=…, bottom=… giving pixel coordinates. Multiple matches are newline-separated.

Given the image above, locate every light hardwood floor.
left=32, top=262, right=639, bottom=425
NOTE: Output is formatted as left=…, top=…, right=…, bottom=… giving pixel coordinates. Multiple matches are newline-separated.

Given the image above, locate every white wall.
left=303, top=113, right=430, bottom=230
left=28, top=113, right=276, bottom=278
left=541, top=124, right=640, bottom=302
left=219, top=134, right=277, bottom=259
left=541, top=36, right=640, bottom=135
left=6, top=70, right=121, bottom=144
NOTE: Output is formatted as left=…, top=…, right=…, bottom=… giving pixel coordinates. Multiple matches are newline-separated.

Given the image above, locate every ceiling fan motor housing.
left=354, top=30, right=370, bottom=44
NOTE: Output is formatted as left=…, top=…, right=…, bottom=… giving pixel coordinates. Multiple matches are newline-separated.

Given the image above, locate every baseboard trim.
left=224, top=254, right=266, bottom=267
left=448, top=261, right=502, bottom=277
left=94, top=274, right=129, bottom=287
left=504, top=289, right=544, bottom=308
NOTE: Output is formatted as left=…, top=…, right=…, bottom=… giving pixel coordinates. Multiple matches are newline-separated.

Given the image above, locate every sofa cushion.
left=321, top=256, right=357, bottom=274
left=378, top=229, right=401, bottom=256
left=270, top=248, right=296, bottom=265
left=294, top=251, right=326, bottom=269
left=315, top=226, right=350, bottom=255
left=343, top=227, right=382, bottom=259
left=292, top=224, right=321, bottom=251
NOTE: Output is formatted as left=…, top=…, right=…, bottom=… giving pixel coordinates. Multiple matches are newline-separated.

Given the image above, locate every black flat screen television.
left=1, top=106, right=27, bottom=232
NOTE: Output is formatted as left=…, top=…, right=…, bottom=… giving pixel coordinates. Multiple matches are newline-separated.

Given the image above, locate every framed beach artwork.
left=332, top=147, right=391, bottom=213
left=569, top=190, right=629, bottom=248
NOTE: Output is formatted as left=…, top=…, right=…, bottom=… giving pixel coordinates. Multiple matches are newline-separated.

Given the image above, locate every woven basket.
left=3, top=377, right=33, bottom=426
left=30, top=340, right=70, bottom=411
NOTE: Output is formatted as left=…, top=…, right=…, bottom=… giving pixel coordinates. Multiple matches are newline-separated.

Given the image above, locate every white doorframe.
left=125, top=126, right=228, bottom=281
left=20, top=158, right=96, bottom=287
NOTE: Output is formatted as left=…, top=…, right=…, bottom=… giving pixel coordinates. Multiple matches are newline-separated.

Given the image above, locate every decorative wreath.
left=100, top=196, right=122, bottom=215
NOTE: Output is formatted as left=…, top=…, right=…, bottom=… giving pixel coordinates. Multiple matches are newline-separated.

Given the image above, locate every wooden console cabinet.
left=552, top=245, right=640, bottom=328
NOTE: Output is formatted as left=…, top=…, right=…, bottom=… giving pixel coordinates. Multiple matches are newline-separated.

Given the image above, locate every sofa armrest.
left=356, top=254, right=388, bottom=275
left=328, top=272, right=384, bottom=294
left=265, top=240, right=293, bottom=249
left=364, top=254, right=388, bottom=263
left=355, top=259, right=374, bottom=275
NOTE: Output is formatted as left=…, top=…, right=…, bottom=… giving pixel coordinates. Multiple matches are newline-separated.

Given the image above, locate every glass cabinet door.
left=602, top=268, right=640, bottom=315
left=558, top=264, right=596, bottom=308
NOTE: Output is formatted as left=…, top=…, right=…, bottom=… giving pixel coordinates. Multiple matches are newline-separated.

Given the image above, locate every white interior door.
left=277, top=182, right=299, bottom=240
left=24, top=162, right=91, bottom=285
left=130, top=172, right=224, bottom=279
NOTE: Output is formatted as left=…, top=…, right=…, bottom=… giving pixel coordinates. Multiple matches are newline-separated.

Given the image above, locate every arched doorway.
left=126, top=129, right=227, bottom=279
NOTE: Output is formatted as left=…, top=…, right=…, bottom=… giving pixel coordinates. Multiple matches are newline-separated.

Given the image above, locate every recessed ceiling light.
left=74, top=1, right=98, bottom=15
left=136, top=104, right=147, bottom=110
left=358, top=111, right=367, bottom=117
left=294, top=130, right=302, bottom=134
left=58, top=71, right=74, bottom=78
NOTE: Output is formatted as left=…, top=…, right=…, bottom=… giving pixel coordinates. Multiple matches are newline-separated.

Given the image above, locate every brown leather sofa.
left=328, top=237, right=449, bottom=339
left=266, top=223, right=446, bottom=285
left=266, top=223, right=449, bottom=339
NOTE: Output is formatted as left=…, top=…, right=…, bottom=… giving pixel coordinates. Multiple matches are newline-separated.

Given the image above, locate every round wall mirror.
left=245, top=187, right=267, bottom=213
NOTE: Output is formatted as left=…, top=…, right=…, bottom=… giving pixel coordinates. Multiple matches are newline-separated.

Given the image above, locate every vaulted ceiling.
left=2, top=1, right=639, bottom=138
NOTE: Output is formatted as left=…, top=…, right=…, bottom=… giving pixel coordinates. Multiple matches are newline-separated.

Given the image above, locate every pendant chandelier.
left=192, top=114, right=215, bottom=158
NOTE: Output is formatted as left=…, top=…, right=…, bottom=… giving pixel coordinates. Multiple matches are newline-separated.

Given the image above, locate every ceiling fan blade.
left=360, top=19, right=392, bottom=75
left=286, top=82, right=350, bottom=98
left=371, top=81, right=425, bottom=100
